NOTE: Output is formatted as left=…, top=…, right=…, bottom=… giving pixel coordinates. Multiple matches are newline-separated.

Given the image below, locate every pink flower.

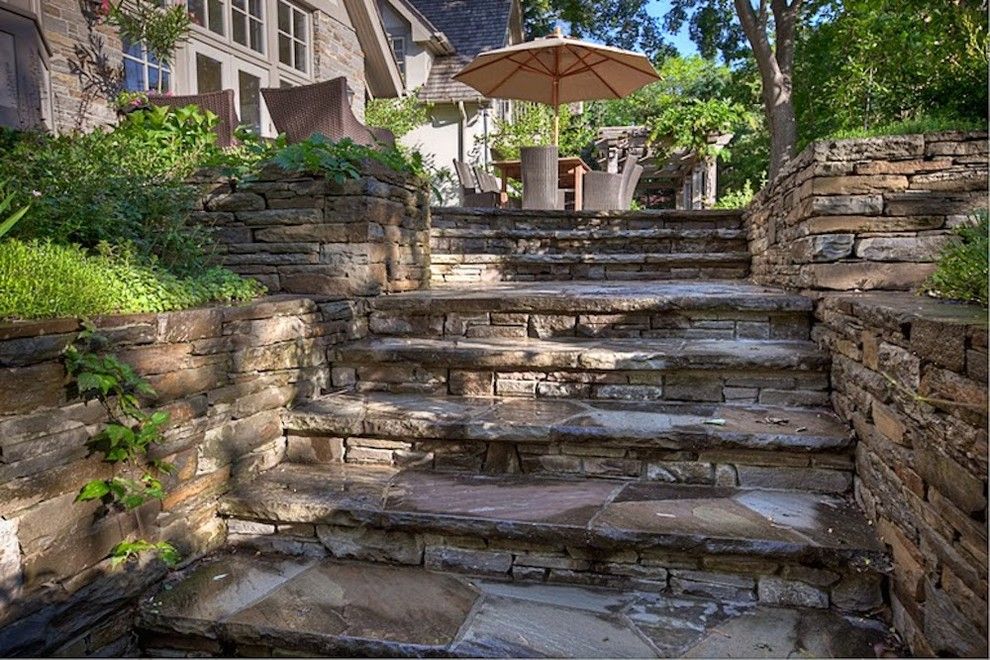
left=98, top=0, right=111, bottom=15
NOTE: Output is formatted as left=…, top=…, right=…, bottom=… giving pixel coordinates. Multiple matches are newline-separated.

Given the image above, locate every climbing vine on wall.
left=64, top=321, right=180, bottom=567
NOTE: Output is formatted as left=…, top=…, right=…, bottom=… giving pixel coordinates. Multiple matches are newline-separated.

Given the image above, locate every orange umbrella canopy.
left=453, top=32, right=660, bottom=108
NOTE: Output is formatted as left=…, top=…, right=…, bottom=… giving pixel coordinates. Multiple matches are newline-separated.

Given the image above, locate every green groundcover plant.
left=0, top=240, right=264, bottom=320
left=923, top=212, right=989, bottom=307
left=0, top=100, right=431, bottom=321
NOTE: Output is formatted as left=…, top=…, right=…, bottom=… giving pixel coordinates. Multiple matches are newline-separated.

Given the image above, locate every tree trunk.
left=733, top=0, right=802, bottom=180
left=761, top=69, right=797, bottom=179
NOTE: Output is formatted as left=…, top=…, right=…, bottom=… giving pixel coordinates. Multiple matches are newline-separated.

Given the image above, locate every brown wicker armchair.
left=261, top=77, right=395, bottom=146
left=149, top=89, right=240, bottom=148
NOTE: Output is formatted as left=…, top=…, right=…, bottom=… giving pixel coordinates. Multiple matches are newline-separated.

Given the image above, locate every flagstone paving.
left=139, top=553, right=895, bottom=657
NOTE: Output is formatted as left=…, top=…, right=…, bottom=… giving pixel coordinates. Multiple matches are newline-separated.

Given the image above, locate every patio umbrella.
left=453, top=28, right=660, bottom=145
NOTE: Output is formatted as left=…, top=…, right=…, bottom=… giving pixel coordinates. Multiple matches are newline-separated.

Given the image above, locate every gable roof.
left=412, top=0, right=513, bottom=56
left=385, top=0, right=454, bottom=53
left=410, top=0, right=516, bottom=102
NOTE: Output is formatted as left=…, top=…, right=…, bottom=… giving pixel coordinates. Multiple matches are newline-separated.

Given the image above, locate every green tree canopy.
left=522, top=0, right=675, bottom=63
left=794, top=0, right=988, bottom=143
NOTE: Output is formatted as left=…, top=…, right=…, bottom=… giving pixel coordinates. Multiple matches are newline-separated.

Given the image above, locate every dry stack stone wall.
left=814, top=293, right=987, bottom=657
left=190, top=165, right=431, bottom=297
left=0, top=296, right=364, bottom=656
left=745, top=131, right=988, bottom=292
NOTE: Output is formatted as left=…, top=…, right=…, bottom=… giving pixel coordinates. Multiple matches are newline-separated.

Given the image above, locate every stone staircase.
left=138, top=209, right=894, bottom=657
left=430, top=209, right=750, bottom=283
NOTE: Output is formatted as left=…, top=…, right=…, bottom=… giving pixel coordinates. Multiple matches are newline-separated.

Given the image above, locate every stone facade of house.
left=3, top=0, right=368, bottom=134
left=745, top=131, right=988, bottom=292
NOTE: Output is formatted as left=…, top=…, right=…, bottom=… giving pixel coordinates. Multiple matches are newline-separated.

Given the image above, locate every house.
left=0, top=0, right=403, bottom=134
left=377, top=0, right=523, bottom=176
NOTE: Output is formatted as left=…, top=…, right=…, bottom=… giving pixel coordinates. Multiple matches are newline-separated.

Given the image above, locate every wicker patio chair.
left=520, top=146, right=560, bottom=210
left=583, top=171, right=624, bottom=210
left=149, top=89, right=240, bottom=148
left=261, top=77, right=395, bottom=146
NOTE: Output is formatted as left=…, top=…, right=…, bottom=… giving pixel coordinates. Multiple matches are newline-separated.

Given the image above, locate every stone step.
left=366, top=280, right=812, bottom=341
left=430, top=252, right=751, bottom=284
left=283, top=392, right=854, bottom=493
left=219, top=464, right=889, bottom=614
left=138, top=552, right=895, bottom=658
left=329, top=336, right=831, bottom=407
left=430, top=227, right=748, bottom=256
left=433, top=207, right=744, bottom=232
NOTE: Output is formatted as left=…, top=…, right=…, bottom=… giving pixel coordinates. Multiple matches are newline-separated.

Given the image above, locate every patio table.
left=493, top=156, right=592, bottom=211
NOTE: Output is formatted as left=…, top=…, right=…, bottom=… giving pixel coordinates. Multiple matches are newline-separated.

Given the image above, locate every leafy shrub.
left=487, top=102, right=596, bottom=160
left=0, top=240, right=265, bottom=320
left=713, top=181, right=755, bottom=209
left=923, top=213, right=989, bottom=307
left=365, top=91, right=432, bottom=139
left=271, top=133, right=427, bottom=182
left=0, top=107, right=218, bottom=274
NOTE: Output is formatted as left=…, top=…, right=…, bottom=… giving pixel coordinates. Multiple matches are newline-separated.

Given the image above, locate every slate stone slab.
left=453, top=595, right=658, bottom=658
left=225, top=561, right=479, bottom=654
left=223, top=464, right=886, bottom=568
left=284, top=391, right=851, bottom=453
left=368, top=280, right=812, bottom=314
left=140, top=554, right=314, bottom=637
left=139, top=554, right=898, bottom=658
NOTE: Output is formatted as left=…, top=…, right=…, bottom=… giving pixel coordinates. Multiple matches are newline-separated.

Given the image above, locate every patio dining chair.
left=149, top=89, right=240, bottom=148
left=619, top=155, right=644, bottom=209
left=582, top=171, right=624, bottom=210
left=453, top=159, right=500, bottom=207
left=261, top=77, right=395, bottom=146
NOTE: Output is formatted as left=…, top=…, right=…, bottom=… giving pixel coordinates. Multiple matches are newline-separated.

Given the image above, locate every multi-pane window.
left=390, top=36, right=405, bottom=82
left=188, top=0, right=226, bottom=35
left=277, top=0, right=309, bottom=73
left=122, top=41, right=170, bottom=92
left=231, top=0, right=265, bottom=52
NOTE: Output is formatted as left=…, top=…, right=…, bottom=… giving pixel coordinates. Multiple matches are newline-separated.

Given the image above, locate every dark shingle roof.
left=410, top=0, right=513, bottom=102
left=411, top=0, right=512, bottom=55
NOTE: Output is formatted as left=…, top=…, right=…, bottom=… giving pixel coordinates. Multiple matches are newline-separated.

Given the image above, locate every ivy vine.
left=64, top=321, right=180, bottom=567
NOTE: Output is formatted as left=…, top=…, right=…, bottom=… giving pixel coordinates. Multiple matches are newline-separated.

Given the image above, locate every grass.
left=0, top=240, right=266, bottom=320
left=825, top=116, right=986, bottom=141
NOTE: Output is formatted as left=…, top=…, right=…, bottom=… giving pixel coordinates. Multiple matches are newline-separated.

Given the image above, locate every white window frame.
left=390, top=35, right=405, bottom=82
left=184, top=39, right=273, bottom=136
left=230, top=0, right=266, bottom=54
left=276, top=0, right=310, bottom=76
left=121, top=40, right=171, bottom=93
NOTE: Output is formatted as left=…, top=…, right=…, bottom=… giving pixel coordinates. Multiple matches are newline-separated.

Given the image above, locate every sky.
left=646, top=0, right=699, bottom=56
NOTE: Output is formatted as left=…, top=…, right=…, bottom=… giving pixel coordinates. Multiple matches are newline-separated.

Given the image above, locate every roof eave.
left=345, top=0, right=404, bottom=98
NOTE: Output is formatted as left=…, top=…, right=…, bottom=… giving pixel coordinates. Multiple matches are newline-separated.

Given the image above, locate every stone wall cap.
left=0, top=296, right=318, bottom=339
left=822, top=291, right=988, bottom=328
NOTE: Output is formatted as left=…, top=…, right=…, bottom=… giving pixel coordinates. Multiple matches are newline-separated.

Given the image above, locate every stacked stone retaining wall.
left=745, top=131, right=988, bottom=292
left=813, top=294, right=988, bottom=657
left=190, top=165, right=431, bottom=297
left=0, top=296, right=360, bottom=655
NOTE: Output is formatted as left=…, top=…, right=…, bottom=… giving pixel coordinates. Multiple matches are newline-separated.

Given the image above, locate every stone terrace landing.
left=139, top=553, right=894, bottom=657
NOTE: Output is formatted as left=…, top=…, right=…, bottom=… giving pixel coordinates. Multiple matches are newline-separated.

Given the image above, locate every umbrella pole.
left=552, top=72, right=560, bottom=146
